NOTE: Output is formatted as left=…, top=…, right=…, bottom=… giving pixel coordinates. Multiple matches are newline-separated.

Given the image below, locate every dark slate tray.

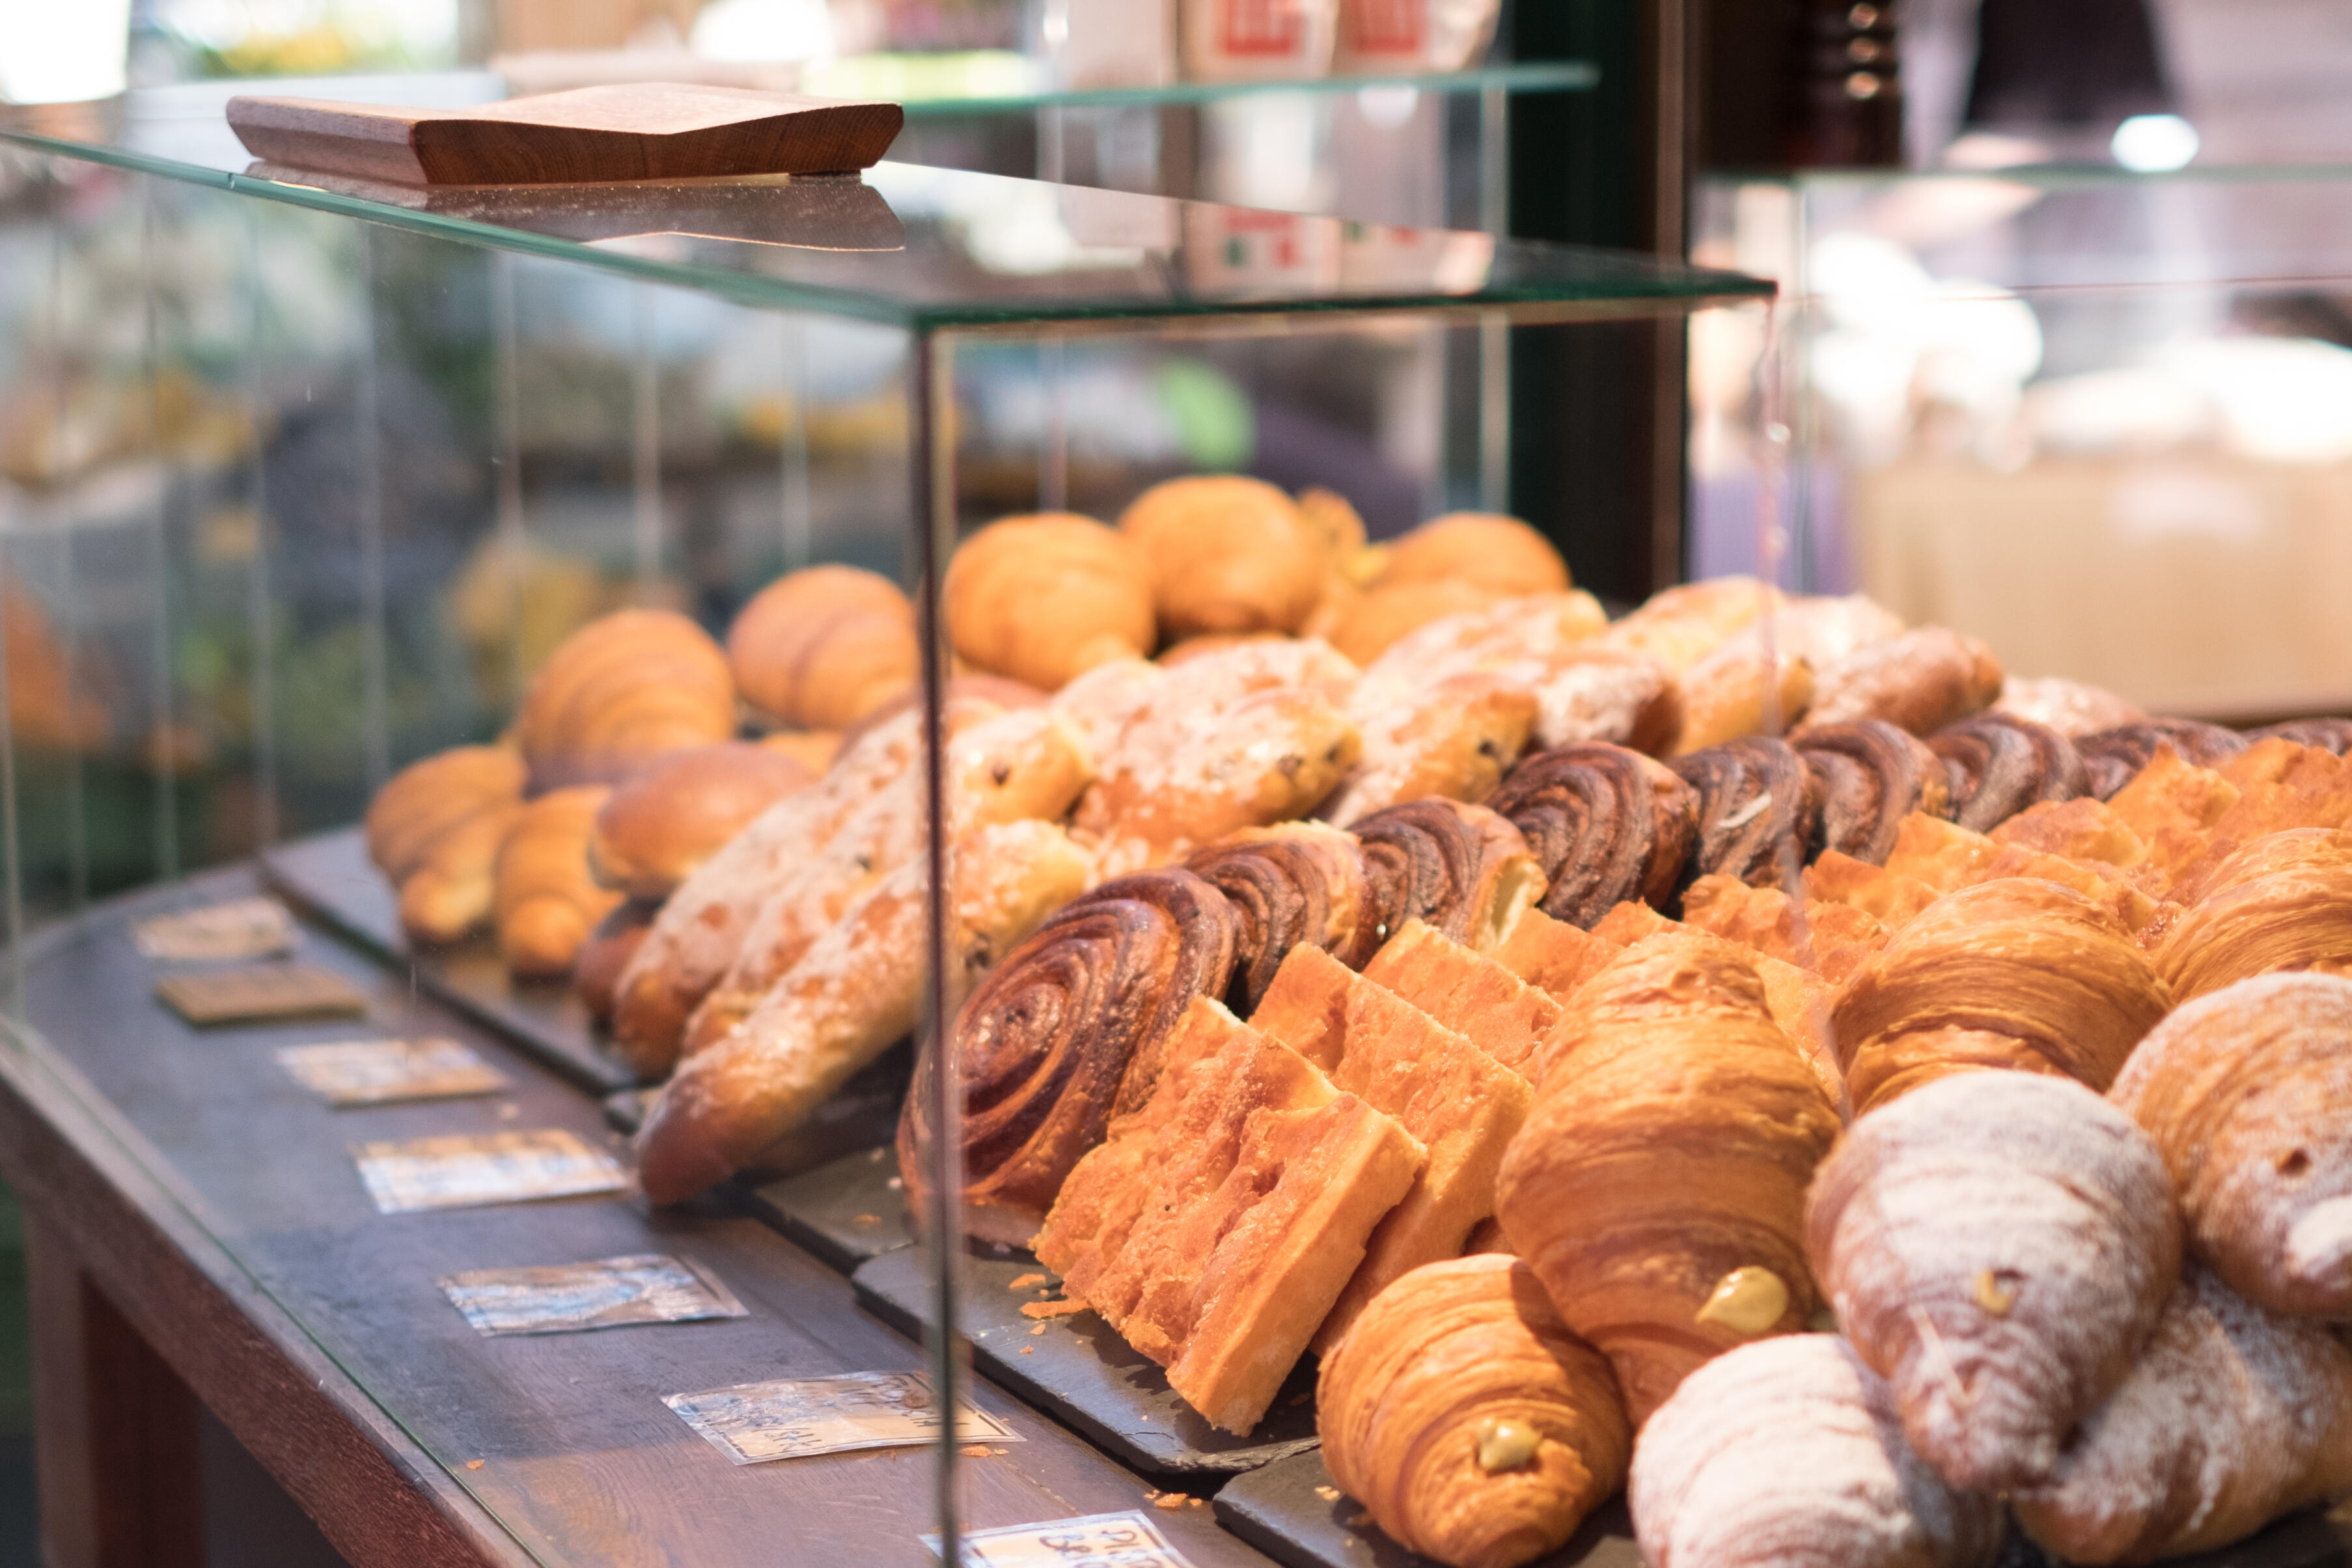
left=1213, top=1449, right=1637, bottom=1568
left=262, top=827, right=635, bottom=1093
left=740, top=1144, right=913, bottom=1273
left=852, top=1247, right=1321, bottom=1479
left=1212, top=1445, right=2352, bottom=1568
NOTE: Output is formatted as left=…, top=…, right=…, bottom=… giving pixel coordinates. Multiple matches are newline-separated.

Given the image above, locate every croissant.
left=2075, top=718, right=2248, bottom=799
left=2112, top=972, right=2352, bottom=1317
left=1184, top=821, right=1373, bottom=1011
left=943, top=513, right=1156, bottom=690
left=2013, top=1265, right=2352, bottom=1564
left=2153, top=828, right=2352, bottom=1002
left=1352, top=799, right=1546, bottom=955
left=682, top=708, right=1092, bottom=1052
left=1376, top=514, right=1571, bottom=598
left=1629, top=1334, right=2004, bottom=1568
left=1927, top=712, right=2086, bottom=832
left=365, top=745, right=526, bottom=884
left=1993, top=675, right=2145, bottom=738
left=1486, top=744, right=1696, bottom=929
left=1494, top=934, right=1840, bottom=1422
left=1670, top=737, right=1819, bottom=892
left=1793, top=721, right=1953, bottom=866
left=1322, top=579, right=1505, bottom=667
left=726, top=564, right=917, bottom=730
left=588, top=741, right=812, bottom=901
left=495, top=786, right=626, bottom=978
left=1118, top=475, right=1330, bottom=637
left=901, top=868, right=1241, bottom=1245
left=2209, top=736, right=2352, bottom=844
left=1806, top=1072, right=2181, bottom=1492
left=1323, top=670, right=1538, bottom=826
left=396, top=799, right=523, bottom=946
left=1832, top=877, right=2170, bottom=1116
left=1801, top=627, right=2003, bottom=736
left=1319, top=1256, right=1629, bottom=1568
left=635, top=820, right=1092, bottom=1204
left=515, top=609, right=737, bottom=790
left=611, top=707, right=929, bottom=1075
left=1989, top=795, right=2151, bottom=872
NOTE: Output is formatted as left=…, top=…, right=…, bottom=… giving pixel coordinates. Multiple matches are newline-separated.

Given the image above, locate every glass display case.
left=0, top=81, right=1765, bottom=1567
left=1692, top=162, right=2352, bottom=724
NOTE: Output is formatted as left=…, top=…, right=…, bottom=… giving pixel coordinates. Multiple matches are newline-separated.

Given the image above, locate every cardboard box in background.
left=1853, top=455, right=2352, bottom=721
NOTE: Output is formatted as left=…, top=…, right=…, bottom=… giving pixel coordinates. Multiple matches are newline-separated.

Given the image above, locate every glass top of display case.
left=2, top=79, right=1767, bottom=332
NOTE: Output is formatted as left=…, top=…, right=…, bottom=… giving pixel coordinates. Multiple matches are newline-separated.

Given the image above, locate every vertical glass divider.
left=632, top=284, right=663, bottom=595
left=1476, top=85, right=1512, bottom=512
left=242, top=209, right=279, bottom=850
left=355, top=224, right=390, bottom=793
left=141, top=178, right=180, bottom=882
left=911, top=325, right=964, bottom=1566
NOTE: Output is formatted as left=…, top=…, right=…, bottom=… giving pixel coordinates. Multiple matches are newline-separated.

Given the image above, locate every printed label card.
left=441, top=1254, right=745, bottom=1336
left=352, top=1129, right=627, bottom=1214
left=929, top=1512, right=1195, bottom=1568
left=134, top=896, right=299, bottom=962
left=277, top=1038, right=504, bottom=1107
left=665, top=1371, right=1019, bottom=1465
left=156, top=963, right=367, bottom=1026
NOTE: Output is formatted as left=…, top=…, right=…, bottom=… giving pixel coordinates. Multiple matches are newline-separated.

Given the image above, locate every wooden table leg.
left=27, top=1214, right=205, bottom=1568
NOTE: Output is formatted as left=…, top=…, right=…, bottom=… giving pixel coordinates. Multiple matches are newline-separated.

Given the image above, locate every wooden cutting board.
left=227, top=83, right=903, bottom=186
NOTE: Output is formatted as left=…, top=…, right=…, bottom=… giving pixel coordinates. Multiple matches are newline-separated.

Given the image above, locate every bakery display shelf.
left=0, top=862, right=1279, bottom=1567
left=853, top=1246, right=1322, bottom=1479
left=260, top=827, right=635, bottom=1095
left=740, top=1144, right=915, bottom=1274
left=1210, top=1430, right=2352, bottom=1568
left=1213, top=1448, right=1639, bottom=1568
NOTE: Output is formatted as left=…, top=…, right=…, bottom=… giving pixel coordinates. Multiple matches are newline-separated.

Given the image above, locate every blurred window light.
left=0, top=0, right=131, bottom=102
left=2111, top=113, right=2200, bottom=172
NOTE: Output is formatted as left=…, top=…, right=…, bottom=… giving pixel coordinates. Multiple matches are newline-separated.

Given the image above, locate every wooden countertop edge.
left=0, top=1019, right=541, bottom=1568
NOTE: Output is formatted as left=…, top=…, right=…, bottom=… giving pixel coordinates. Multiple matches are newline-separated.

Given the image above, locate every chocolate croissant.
left=1832, top=877, right=2171, bottom=1116
left=1495, top=935, right=1840, bottom=1422
left=2112, top=972, right=2352, bottom=1319
left=1806, top=1071, right=2181, bottom=1493
left=901, top=868, right=1240, bottom=1245
left=1351, top=798, right=1546, bottom=954
left=2015, top=1265, right=2352, bottom=1565
left=1669, top=737, right=1819, bottom=892
left=2153, top=827, right=2352, bottom=1003
left=1792, top=721, right=1953, bottom=866
left=2075, top=718, right=2248, bottom=800
left=1319, top=1256, right=1630, bottom=1568
left=1927, top=713, right=2086, bottom=834
left=1629, top=1334, right=2004, bottom=1568
left=1184, top=821, right=1373, bottom=1012
left=1486, top=744, right=1697, bottom=929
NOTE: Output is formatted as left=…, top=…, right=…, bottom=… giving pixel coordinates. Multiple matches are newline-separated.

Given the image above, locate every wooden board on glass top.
left=227, top=82, right=903, bottom=186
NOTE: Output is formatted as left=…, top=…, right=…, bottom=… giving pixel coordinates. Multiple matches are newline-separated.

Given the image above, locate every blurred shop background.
left=3, top=3, right=2352, bottom=1559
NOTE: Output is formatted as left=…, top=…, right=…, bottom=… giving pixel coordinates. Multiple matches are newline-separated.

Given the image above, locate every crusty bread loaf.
left=588, top=741, right=812, bottom=901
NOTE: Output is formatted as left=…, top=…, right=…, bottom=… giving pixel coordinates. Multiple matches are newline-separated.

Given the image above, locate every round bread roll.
left=1326, top=578, right=1504, bottom=666
left=1118, top=475, right=1329, bottom=637
left=943, top=514, right=1155, bottom=690
left=728, top=564, right=918, bottom=730
left=590, top=741, right=814, bottom=901
left=516, top=609, right=737, bottom=791
left=1379, top=514, right=1570, bottom=598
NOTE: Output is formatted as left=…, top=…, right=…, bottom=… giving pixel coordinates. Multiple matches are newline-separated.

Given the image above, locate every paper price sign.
left=134, top=896, right=298, bottom=961
left=665, top=1371, right=1019, bottom=1465
left=351, top=1129, right=627, bottom=1214
left=278, top=1038, right=504, bottom=1107
left=441, top=1254, right=745, bottom=1336
left=928, top=1512, right=1195, bottom=1568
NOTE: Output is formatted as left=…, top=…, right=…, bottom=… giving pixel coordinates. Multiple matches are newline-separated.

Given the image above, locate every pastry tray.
left=1210, top=1442, right=2352, bottom=1568
left=262, top=828, right=635, bottom=1093
left=853, top=1247, right=1321, bottom=1479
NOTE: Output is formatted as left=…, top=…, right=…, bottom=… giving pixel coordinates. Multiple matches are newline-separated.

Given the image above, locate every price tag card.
left=351, top=1129, right=628, bottom=1214
left=440, top=1254, right=746, bottom=1336
left=277, top=1038, right=505, bottom=1107
left=134, top=896, right=299, bottom=961
left=155, top=963, right=367, bottom=1026
left=929, top=1512, right=1195, bottom=1568
left=665, top=1371, right=1020, bottom=1466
